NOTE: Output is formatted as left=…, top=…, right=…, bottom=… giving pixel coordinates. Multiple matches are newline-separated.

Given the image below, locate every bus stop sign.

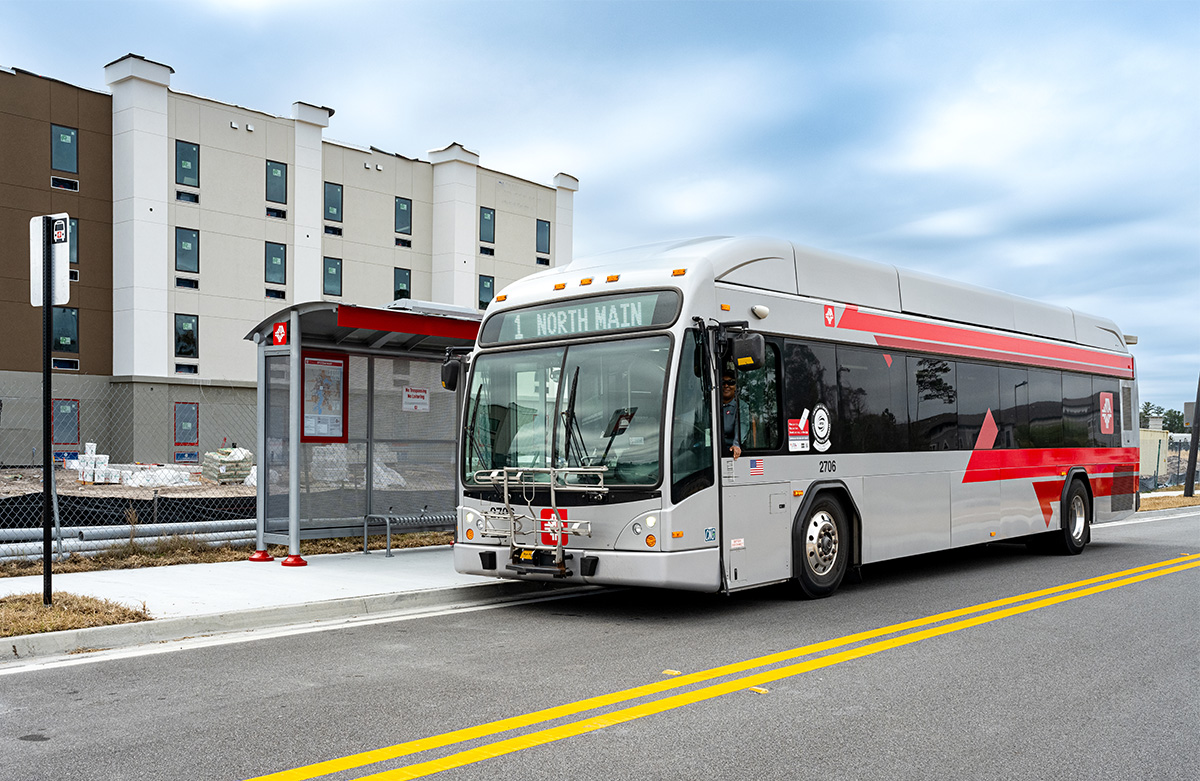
left=29, top=213, right=70, bottom=307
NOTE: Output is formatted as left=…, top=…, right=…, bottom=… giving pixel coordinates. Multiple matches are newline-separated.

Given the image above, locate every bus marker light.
left=496, top=294, right=507, bottom=302
left=554, top=283, right=566, bottom=290
left=672, top=268, right=686, bottom=276
left=465, top=528, right=475, bottom=540
left=645, top=534, right=656, bottom=547
left=793, top=490, right=804, bottom=497
left=672, top=531, right=683, bottom=538
left=606, top=274, right=620, bottom=282
left=580, top=277, right=593, bottom=285
left=721, top=304, right=731, bottom=311
left=990, top=532, right=997, bottom=537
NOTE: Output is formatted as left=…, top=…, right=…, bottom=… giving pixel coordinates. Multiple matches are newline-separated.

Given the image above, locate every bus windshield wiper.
left=560, top=366, right=588, bottom=466
left=466, top=384, right=488, bottom=469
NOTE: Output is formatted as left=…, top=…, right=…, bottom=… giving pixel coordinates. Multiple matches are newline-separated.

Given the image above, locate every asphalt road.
left=3, top=509, right=1197, bottom=781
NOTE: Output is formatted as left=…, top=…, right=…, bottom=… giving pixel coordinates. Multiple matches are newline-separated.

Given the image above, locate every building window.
left=175, top=314, right=198, bottom=358
left=323, top=257, right=342, bottom=296
left=174, top=402, right=199, bottom=447
left=266, top=160, right=287, bottom=204
left=69, top=218, right=78, bottom=264
left=394, top=268, right=411, bottom=300
left=265, top=242, right=287, bottom=285
left=176, top=227, right=200, bottom=273
left=324, top=182, right=342, bottom=222
left=51, top=125, right=78, bottom=174
left=52, top=307, right=79, bottom=353
left=480, top=207, right=495, bottom=243
left=536, top=219, right=551, bottom=255
left=395, top=197, right=412, bottom=235
left=176, top=140, right=199, bottom=187
left=52, top=399, right=80, bottom=446
left=478, top=275, right=494, bottom=310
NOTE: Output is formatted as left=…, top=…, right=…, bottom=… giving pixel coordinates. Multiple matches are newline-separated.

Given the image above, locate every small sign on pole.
left=30, top=214, right=71, bottom=306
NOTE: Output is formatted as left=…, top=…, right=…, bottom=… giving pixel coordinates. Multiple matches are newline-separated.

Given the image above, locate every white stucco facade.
left=102, top=55, right=575, bottom=385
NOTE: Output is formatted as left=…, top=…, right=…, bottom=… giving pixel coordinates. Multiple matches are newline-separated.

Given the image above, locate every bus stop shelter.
left=243, top=300, right=480, bottom=565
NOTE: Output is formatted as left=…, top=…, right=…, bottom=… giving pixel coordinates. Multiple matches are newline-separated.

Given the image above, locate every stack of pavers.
left=201, top=447, right=254, bottom=484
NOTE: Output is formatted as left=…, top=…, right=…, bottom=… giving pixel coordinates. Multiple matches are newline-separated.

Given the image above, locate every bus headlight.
left=632, top=522, right=642, bottom=536
left=645, top=515, right=657, bottom=528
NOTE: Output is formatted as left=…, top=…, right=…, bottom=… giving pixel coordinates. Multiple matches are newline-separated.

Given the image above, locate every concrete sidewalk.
left=1, top=546, right=555, bottom=661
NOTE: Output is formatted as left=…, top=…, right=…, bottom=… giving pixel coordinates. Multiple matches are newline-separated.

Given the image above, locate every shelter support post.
left=249, top=333, right=273, bottom=561
left=282, top=308, right=307, bottom=566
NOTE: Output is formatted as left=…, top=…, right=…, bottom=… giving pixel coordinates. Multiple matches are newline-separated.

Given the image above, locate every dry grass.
left=0, top=591, right=151, bottom=638
left=1138, top=493, right=1200, bottom=511
left=0, top=531, right=453, bottom=579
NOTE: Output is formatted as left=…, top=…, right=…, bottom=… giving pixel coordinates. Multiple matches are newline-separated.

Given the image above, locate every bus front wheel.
left=793, top=497, right=849, bottom=599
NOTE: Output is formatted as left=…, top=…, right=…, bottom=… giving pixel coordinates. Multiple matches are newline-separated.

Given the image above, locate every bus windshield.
left=463, top=336, right=671, bottom=487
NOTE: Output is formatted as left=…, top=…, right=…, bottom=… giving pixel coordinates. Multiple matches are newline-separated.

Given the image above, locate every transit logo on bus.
left=540, top=508, right=568, bottom=545
left=1100, top=392, right=1115, bottom=435
left=824, top=305, right=836, bottom=327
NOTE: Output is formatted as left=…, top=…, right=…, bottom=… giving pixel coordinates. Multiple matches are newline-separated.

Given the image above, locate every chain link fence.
left=1, top=355, right=459, bottom=563
left=0, top=375, right=258, bottom=563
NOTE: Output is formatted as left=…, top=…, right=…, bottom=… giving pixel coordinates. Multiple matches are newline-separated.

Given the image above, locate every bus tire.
left=793, top=497, right=849, bottom=599
left=1053, top=480, right=1091, bottom=556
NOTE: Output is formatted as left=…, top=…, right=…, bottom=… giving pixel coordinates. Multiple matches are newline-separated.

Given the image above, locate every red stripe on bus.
left=1032, top=480, right=1064, bottom=527
left=875, top=336, right=1133, bottom=378
left=961, top=447, right=1139, bottom=526
left=835, top=307, right=1134, bottom=378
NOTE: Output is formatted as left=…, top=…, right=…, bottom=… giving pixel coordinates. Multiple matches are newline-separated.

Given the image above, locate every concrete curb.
left=4, top=580, right=589, bottom=662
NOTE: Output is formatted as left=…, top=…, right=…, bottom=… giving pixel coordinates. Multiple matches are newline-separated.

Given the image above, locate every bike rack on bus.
left=470, top=465, right=606, bottom=577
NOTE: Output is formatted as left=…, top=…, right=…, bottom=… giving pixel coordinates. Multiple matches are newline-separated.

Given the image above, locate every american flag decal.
left=749, top=458, right=764, bottom=476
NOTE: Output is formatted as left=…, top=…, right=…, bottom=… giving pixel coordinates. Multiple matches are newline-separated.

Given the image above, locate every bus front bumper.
left=453, top=542, right=722, bottom=592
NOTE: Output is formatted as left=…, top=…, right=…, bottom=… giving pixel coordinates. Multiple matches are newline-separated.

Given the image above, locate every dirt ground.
left=0, top=467, right=255, bottom=501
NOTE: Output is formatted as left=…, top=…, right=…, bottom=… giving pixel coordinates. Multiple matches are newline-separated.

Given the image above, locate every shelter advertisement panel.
left=301, top=351, right=349, bottom=443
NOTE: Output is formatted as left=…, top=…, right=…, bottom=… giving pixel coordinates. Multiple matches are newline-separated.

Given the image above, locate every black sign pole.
left=1185, top=372, right=1199, bottom=499
left=42, top=216, right=53, bottom=607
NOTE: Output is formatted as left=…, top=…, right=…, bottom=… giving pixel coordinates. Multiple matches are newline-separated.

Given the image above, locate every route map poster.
left=301, top=352, right=349, bottom=443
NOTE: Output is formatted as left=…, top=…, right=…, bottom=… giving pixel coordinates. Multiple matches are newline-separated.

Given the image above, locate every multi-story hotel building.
left=0, top=55, right=578, bottom=463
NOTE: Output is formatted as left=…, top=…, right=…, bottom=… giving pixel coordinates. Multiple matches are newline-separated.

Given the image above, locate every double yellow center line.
left=250, top=553, right=1199, bottom=781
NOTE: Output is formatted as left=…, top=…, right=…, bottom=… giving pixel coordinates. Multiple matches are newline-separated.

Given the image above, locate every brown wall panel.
left=0, top=70, right=50, bottom=119
left=0, top=68, right=112, bottom=376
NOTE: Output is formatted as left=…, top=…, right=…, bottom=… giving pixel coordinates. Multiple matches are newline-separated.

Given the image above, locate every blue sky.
left=3, top=0, right=1196, bottom=409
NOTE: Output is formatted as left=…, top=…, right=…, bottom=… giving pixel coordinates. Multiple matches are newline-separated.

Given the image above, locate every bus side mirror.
left=441, top=359, right=461, bottom=391
left=731, top=332, right=765, bottom=372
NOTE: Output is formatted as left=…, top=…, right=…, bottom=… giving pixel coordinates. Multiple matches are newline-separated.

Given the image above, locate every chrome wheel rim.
left=804, top=510, right=839, bottom=576
left=1069, top=494, right=1087, bottom=542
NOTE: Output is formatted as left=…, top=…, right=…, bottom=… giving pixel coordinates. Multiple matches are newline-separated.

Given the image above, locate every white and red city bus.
left=447, top=237, right=1140, bottom=596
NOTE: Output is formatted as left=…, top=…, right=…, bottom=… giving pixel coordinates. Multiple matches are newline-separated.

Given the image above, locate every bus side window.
left=783, top=340, right=839, bottom=452
left=737, top=341, right=781, bottom=451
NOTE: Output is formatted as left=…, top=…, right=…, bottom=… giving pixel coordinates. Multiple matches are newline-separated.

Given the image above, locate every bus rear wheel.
left=793, top=497, right=849, bottom=599
left=1053, top=480, right=1091, bottom=555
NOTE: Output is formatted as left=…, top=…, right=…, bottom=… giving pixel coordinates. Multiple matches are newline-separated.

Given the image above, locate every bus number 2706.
left=819, top=460, right=837, bottom=473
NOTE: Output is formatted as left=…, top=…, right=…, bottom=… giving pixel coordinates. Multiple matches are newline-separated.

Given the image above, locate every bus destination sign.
left=481, top=290, right=680, bottom=345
